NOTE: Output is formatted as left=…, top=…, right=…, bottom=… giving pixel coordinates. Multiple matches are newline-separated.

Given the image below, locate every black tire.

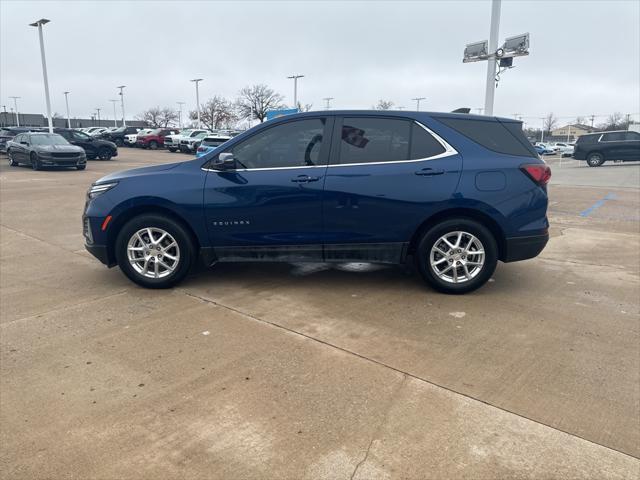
left=30, top=152, right=41, bottom=171
left=7, top=150, right=18, bottom=166
left=168, top=147, right=177, bottom=153
left=149, top=140, right=158, bottom=150
left=115, top=214, right=195, bottom=289
left=97, top=147, right=112, bottom=160
left=114, top=138, right=124, bottom=147
left=415, top=218, right=498, bottom=294
left=586, top=152, right=605, bottom=167
left=77, top=164, right=86, bottom=170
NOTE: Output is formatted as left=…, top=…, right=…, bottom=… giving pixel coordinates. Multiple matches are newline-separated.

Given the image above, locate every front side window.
left=72, top=131, right=90, bottom=141
left=229, top=118, right=326, bottom=169
left=339, top=118, right=411, bottom=164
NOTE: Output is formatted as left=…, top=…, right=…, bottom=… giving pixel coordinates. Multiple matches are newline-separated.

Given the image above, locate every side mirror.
left=212, top=152, right=236, bottom=170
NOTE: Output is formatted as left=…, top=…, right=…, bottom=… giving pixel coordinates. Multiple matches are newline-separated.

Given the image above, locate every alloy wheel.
left=126, top=227, right=181, bottom=279
left=429, top=231, right=485, bottom=284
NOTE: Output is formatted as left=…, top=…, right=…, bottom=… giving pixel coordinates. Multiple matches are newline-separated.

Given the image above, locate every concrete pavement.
left=1, top=148, right=638, bottom=479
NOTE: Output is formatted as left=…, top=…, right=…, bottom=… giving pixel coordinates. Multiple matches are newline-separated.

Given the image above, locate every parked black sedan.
left=6, top=132, right=86, bottom=170
left=54, top=128, right=118, bottom=160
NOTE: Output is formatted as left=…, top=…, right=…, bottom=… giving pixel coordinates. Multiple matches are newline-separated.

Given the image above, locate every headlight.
left=88, top=182, right=118, bottom=199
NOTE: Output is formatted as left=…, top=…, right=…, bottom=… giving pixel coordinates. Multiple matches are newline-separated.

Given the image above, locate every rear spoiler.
left=451, top=108, right=471, bottom=114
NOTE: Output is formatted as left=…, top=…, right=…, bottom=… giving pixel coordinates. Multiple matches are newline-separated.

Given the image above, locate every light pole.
left=63, top=91, right=71, bottom=128
left=177, top=101, right=185, bottom=128
left=484, top=0, right=501, bottom=116
left=95, top=107, right=101, bottom=126
left=117, top=85, right=126, bottom=127
left=323, top=97, right=334, bottom=110
left=287, top=74, right=304, bottom=109
left=190, top=79, right=203, bottom=128
left=9, top=96, right=20, bottom=126
left=412, top=97, right=426, bottom=111
left=109, top=99, right=118, bottom=127
left=29, top=18, right=53, bottom=133
left=474, top=107, right=484, bottom=115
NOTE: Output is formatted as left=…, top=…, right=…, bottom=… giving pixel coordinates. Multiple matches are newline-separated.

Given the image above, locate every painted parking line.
left=579, top=192, right=617, bottom=217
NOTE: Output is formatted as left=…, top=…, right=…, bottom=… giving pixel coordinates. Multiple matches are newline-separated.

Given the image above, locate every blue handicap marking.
left=579, top=192, right=617, bottom=217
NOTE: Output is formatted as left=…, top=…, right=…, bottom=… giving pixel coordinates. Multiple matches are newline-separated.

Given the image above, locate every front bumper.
left=503, top=232, right=549, bottom=262
left=85, top=243, right=114, bottom=266
left=40, top=156, right=86, bottom=166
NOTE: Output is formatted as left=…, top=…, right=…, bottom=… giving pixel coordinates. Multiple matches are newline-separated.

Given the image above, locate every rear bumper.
left=503, top=233, right=549, bottom=262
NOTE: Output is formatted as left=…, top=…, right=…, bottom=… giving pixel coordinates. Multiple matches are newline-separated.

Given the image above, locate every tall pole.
left=30, top=19, right=53, bottom=133
left=117, top=85, right=126, bottom=127
left=177, top=101, right=185, bottom=128
left=412, top=97, right=426, bottom=111
left=323, top=97, right=334, bottom=110
left=190, top=79, right=203, bottom=129
left=63, top=91, right=71, bottom=128
left=483, top=0, right=501, bottom=116
left=287, top=74, right=304, bottom=109
left=9, top=96, right=20, bottom=126
left=96, top=107, right=101, bottom=126
left=109, top=99, right=118, bottom=127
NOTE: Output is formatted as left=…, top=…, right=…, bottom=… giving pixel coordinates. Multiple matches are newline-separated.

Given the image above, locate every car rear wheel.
left=168, top=147, right=177, bottom=153
left=416, top=218, right=497, bottom=294
left=149, top=140, right=158, bottom=150
left=115, top=214, right=195, bottom=289
left=7, top=150, right=18, bottom=166
left=587, top=152, right=605, bottom=167
left=30, top=152, right=41, bottom=171
left=97, top=147, right=113, bottom=160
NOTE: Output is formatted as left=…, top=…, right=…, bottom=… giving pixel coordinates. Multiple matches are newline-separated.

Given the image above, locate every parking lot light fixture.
left=177, top=101, right=185, bottom=128
left=287, top=75, right=304, bottom=109
left=9, top=96, right=20, bottom=126
left=323, top=97, right=334, bottom=110
left=190, top=79, right=203, bottom=129
left=109, top=99, right=118, bottom=127
left=117, top=86, right=126, bottom=127
left=29, top=18, right=53, bottom=133
left=412, top=97, right=426, bottom=111
left=63, top=91, right=71, bottom=128
left=96, top=107, right=101, bottom=126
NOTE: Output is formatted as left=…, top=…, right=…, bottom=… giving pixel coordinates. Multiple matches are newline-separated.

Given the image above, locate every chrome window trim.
left=201, top=120, right=458, bottom=173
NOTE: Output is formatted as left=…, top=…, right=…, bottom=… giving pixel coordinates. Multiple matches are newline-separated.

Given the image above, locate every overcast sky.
left=2, top=0, right=639, bottom=128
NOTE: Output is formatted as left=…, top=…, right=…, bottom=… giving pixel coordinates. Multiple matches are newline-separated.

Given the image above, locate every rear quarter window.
left=435, top=116, right=537, bottom=157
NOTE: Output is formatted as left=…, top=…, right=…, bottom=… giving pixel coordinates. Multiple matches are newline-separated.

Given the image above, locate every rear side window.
left=410, top=123, right=446, bottom=159
left=436, top=117, right=536, bottom=157
left=339, top=118, right=410, bottom=164
left=601, top=132, right=625, bottom=142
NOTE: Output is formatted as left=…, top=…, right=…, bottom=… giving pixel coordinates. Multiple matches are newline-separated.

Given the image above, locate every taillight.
left=521, top=164, right=551, bottom=186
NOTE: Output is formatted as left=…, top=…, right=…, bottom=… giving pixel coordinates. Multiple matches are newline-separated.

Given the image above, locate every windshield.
left=31, top=134, right=69, bottom=146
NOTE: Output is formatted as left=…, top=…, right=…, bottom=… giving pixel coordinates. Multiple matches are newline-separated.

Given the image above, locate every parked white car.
left=552, top=142, right=575, bottom=157
left=165, top=129, right=209, bottom=152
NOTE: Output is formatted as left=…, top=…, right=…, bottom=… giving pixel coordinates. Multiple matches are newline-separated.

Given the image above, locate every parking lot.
left=1, top=149, right=638, bottom=478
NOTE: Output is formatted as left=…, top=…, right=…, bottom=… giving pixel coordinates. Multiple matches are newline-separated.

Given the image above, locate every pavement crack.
left=184, top=291, right=640, bottom=461
left=350, top=375, right=407, bottom=480
left=0, top=223, right=88, bottom=259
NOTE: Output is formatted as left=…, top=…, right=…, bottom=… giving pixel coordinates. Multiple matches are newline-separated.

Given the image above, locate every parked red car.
left=136, top=128, right=179, bottom=149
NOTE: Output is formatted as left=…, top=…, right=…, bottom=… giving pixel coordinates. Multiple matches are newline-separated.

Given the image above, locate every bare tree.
left=190, top=96, right=237, bottom=130
left=236, top=84, right=286, bottom=123
left=373, top=99, right=395, bottom=110
left=543, top=112, right=558, bottom=133
left=296, top=101, right=314, bottom=112
left=599, top=112, right=626, bottom=131
left=158, top=107, right=179, bottom=128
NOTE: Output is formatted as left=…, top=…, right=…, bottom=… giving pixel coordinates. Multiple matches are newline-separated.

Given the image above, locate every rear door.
left=321, top=116, right=462, bottom=262
left=620, top=131, right=640, bottom=159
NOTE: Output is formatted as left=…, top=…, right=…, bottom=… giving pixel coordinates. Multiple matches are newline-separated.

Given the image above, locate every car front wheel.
left=98, top=147, right=113, bottom=160
left=587, top=152, right=605, bottom=167
left=115, top=214, right=195, bottom=288
left=416, top=218, right=498, bottom=294
left=7, top=150, right=18, bottom=166
left=30, top=152, right=41, bottom=171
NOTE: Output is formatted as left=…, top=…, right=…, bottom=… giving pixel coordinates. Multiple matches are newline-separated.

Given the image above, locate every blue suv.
left=83, top=111, right=550, bottom=294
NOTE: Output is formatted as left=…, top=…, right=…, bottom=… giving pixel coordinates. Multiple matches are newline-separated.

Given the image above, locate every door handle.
left=291, top=175, right=321, bottom=183
left=415, top=168, right=445, bottom=176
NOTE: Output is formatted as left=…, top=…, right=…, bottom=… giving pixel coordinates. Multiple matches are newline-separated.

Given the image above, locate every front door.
left=203, top=116, right=332, bottom=261
left=322, top=116, right=462, bottom=262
